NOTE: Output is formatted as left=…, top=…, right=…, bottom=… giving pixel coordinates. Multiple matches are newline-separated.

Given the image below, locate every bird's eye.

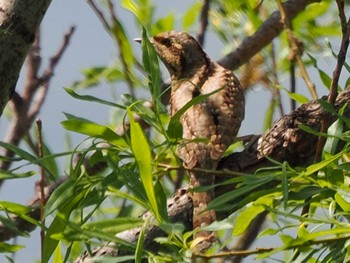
left=160, top=38, right=172, bottom=47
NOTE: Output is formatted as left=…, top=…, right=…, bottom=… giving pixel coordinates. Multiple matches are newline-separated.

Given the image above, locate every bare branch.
left=0, top=27, right=75, bottom=186
left=196, top=0, right=210, bottom=46
left=276, top=0, right=317, bottom=100
left=28, top=26, right=76, bottom=121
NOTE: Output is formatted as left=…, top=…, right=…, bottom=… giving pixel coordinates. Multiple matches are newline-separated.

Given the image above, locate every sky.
left=0, top=0, right=341, bottom=262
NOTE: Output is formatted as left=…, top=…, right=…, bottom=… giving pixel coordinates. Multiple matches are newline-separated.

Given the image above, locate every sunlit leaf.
left=0, top=170, right=35, bottom=180
left=127, top=107, right=168, bottom=222
left=84, top=218, right=144, bottom=233
left=61, top=114, right=128, bottom=148
left=233, top=205, right=265, bottom=236
left=335, top=190, right=350, bottom=212
left=0, top=141, right=38, bottom=164
left=141, top=28, right=162, bottom=111
left=65, top=88, right=125, bottom=109
left=0, top=242, right=24, bottom=253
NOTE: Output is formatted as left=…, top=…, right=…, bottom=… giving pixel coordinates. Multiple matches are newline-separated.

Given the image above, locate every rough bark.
left=0, top=0, right=52, bottom=116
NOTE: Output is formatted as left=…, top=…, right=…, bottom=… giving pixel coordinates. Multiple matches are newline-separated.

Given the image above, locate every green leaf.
left=324, top=119, right=343, bottom=155
left=325, top=38, right=350, bottom=73
left=302, top=149, right=345, bottom=176
left=45, top=180, right=76, bottom=216
left=121, top=0, right=153, bottom=29
left=121, top=94, right=163, bottom=133
left=0, top=242, right=24, bottom=253
left=281, top=86, right=309, bottom=104
left=152, top=14, right=175, bottom=34
left=209, top=182, right=267, bottom=211
left=263, top=95, right=278, bottom=132
left=167, top=85, right=226, bottom=138
left=127, top=108, right=167, bottom=222
left=135, top=218, right=149, bottom=263
left=0, top=141, right=38, bottom=164
left=108, top=187, right=149, bottom=209
left=55, top=221, right=136, bottom=249
left=141, top=28, right=162, bottom=112
left=154, top=180, right=168, bottom=221
left=233, top=205, right=265, bottom=236
left=43, top=188, right=88, bottom=263
left=307, top=53, right=332, bottom=89
left=335, top=190, right=350, bottom=212
left=52, top=242, right=63, bottom=263
left=281, top=162, right=289, bottom=210
left=61, top=114, right=128, bottom=148
left=65, top=88, right=125, bottom=109
left=166, top=117, right=183, bottom=141
left=0, top=201, right=31, bottom=214
left=110, top=20, right=135, bottom=69
left=0, top=170, right=35, bottom=180
left=106, top=159, right=149, bottom=208
left=298, top=124, right=322, bottom=136
left=71, top=66, right=124, bottom=89
left=182, top=2, right=201, bottom=29
left=318, top=99, right=337, bottom=115
left=0, top=201, right=38, bottom=226
left=84, top=218, right=144, bottom=233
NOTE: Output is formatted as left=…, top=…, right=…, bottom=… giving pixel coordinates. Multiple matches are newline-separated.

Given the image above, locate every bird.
left=151, top=31, right=245, bottom=250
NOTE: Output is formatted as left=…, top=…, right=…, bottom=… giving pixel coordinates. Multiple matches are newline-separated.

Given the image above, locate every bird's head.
left=150, top=31, right=209, bottom=79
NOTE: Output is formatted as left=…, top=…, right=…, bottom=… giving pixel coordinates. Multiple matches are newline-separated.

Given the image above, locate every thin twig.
left=36, top=119, right=46, bottom=262
left=271, top=41, right=284, bottom=117
left=28, top=26, right=76, bottom=120
left=0, top=27, right=75, bottom=187
left=195, top=234, right=350, bottom=260
left=290, top=60, right=296, bottom=111
left=305, top=0, right=350, bottom=225
left=314, top=0, right=350, bottom=162
left=86, top=0, right=110, bottom=31
left=276, top=0, right=318, bottom=100
left=329, top=0, right=350, bottom=105
left=196, top=0, right=210, bottom=46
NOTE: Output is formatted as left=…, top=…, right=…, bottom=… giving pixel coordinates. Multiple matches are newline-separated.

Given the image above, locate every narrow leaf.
left=61, top=116, right=128, bottom=148
left=141, top=28, right=162, bottom=110
left=65, top=88, right=125, bottom=109
left=127, top=108, right=166, bottom=222
left=282, top=162, right=289, bottom=210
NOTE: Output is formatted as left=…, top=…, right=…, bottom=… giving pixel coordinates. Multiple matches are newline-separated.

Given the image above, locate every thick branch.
left=0, top=0, right=52, bottom=116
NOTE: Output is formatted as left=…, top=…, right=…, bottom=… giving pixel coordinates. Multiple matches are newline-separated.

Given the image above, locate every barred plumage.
left=152, top=31, right=244, bottom=249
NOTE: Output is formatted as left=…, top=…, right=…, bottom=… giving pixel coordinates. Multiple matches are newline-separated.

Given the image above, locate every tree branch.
left=0, top=0, right=52, bottom=116
left=217, top=0, right=321, bottom=70
left=0, top=26, right=75, bottom=186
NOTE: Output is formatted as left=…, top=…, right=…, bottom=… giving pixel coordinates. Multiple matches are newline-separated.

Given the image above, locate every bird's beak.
left=134, top=38, right=142, bottom=43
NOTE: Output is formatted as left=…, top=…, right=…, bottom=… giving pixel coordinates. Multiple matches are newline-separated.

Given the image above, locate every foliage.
left=1, top=0, right=350, bottom=263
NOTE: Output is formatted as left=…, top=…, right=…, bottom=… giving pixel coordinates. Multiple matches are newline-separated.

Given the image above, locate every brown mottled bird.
left=151, top=31, right=244, bottom=248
